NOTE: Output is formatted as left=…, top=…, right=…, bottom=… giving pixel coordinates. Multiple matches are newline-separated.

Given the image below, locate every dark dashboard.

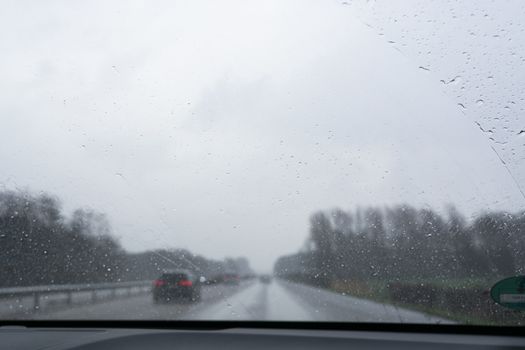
left=1, top=322, right=524, bottom=350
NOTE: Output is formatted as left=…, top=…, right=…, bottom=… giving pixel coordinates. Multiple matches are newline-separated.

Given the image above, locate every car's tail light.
left=178, top=279, right=193, bottom=287
left=154, top=279, right=166, bottom=287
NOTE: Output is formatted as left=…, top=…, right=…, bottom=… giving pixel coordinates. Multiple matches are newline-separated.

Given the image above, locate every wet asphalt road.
left=6, top=280, right=450, bottom=323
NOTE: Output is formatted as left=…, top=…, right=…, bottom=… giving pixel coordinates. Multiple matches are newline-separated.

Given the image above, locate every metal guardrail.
left=0, top=280, right=152, bottom=312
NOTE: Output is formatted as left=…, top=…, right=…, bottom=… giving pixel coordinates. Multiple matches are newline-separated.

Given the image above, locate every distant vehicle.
left=259, top=274, right=272, bottom=284
left=204, top=275, right=222, bottom=284
left=223, top=273, right=240, bottom=285
left=152, top=270, right=201, bottom=303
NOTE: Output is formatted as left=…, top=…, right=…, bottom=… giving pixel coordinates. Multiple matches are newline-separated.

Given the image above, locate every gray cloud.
left=0, top=0, right=523, bottom=271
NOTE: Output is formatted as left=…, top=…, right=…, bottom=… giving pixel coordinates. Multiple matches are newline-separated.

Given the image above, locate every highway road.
left=7, top=280, right=450, bottom=323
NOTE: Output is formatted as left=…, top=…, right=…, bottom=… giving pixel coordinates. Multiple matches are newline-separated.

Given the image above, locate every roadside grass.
left=330, top=279, right=524, bottom=326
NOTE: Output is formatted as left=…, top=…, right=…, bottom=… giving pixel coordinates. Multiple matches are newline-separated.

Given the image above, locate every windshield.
left=1, top=0, right=524, bottom=326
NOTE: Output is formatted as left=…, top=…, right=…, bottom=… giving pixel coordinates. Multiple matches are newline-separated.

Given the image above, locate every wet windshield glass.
left=0, top=0, right=524, bottom=325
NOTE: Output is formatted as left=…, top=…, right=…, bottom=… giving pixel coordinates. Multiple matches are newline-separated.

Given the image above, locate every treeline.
left=0, top=190, right=251, bottom=288
left=121, top=252, right=252, bottom=282
left=274, top=205, right=525, bottom=287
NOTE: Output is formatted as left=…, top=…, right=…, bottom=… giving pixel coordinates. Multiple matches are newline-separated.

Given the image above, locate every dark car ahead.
left=259, top=274, right=272, bottom=284
left=222, top=273, right=240, bottom=285
left=152, top=270, right=201, bottom=303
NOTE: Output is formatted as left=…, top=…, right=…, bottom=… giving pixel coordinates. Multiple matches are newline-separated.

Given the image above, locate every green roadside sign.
left=490, top=276, right=525, bottom=311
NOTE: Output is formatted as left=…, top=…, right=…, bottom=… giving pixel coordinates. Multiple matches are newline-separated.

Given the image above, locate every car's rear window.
left=161, top=274, right=189, bottom=283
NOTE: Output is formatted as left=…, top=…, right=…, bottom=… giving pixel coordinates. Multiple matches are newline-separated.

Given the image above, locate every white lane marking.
left=266, top=281, right=312, bottom=320
left=189, top=282, right=261, bottom=320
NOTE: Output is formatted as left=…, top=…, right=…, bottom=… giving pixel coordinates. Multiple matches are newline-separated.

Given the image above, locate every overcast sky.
left=1, top=0, right=524, bottom=271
